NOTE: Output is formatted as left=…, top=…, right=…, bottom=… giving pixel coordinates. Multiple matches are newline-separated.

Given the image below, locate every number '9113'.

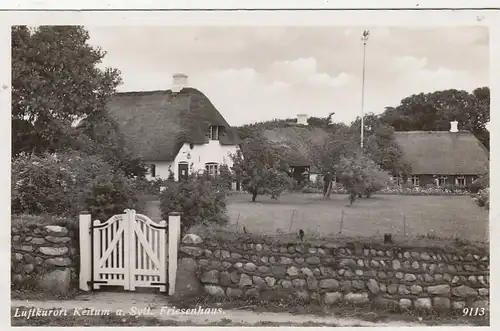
left=463, top=308, right=486, bottom=316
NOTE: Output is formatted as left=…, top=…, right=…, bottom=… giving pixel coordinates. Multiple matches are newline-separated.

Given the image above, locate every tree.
left=335, top=154, right=389, bottom=205
left=380, top=88, right=490, bottom=149
left=11, top=25, right=122, bottom=156
left=231, top=134, right=295, bottom=202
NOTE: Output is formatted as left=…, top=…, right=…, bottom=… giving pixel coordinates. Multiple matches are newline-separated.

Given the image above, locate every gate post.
left=168, top=212, right=181, bottom=295
left=79, top=211, right=92, bottom=291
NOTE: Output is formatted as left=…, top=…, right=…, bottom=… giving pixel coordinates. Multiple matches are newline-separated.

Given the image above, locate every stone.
left=15, top=253, right=23, bottom=261
left=179, top=246, right=204, bottom=257
left=370, top=260, right=380, bottom=268
left=295, top=257, right=305, bottom=264
left=352, top=280, right=365, bottom=290
left=292, top=278, right=306, bottom=288
left=235, top=262, right=243, bottom=268
left=306, top=256, right=321, bottom=265
left=39, top=247, right=68, bottom=256
left=305, top=275, right=317, bottom=289
left=279, top=247, right=287, bottom=253
left=345, top=292, right=369, bottom=305
left=201, top=270, right=220, bottom=284
left=255, top=244, right=263, bottom=251
left=30, top=237, right=46, bottom=245
left=355, top=269, right=363, bottom=276
left=452, top=301, right=466, bottom=310
left=364, top=249, right=370, bottom=256
left=270, top=265, right=286, bottom=276
left=403, top=252, right=411, bottom=259
left=239, top=274, right=253, bottom=287
left=269, top=256, right=276, bottom=263
left=478, top=288, right=489, bottom=296
left=365, top=270, right=377, bottom=277
left=210, top=260, right=222, bottom=269
left=399, top=298, right=412, bottom=309
left=265, top=277, right=276, bottom=287
left=452, top=276, right=460, bottom=284
left=44, top=225, right=68, bottom=236
left=404, top=273, right=416, bottom=282
left=13, top=235, right=20, bottom=242
left=426, top=284, right=450, bottom=295
left=464, top=265, right=477, bottom=272
left=243, top=262, right=257, bottom=272
left=205, top=285, right=225, bottom=297
left=257, top=265, right=269, bottom=273
left=420, top=252, right=431, bottom=260
left=204, top=250, right=213, bottom=257
left=35, top=257, right=44, bottom=265
left=226, top=287, right=243, bottom=298
left=36, top=268, right=71, bottom=294
left=340, top=280, right=352, bottom=291
left=220, top=271, right=231, bottom=286
left=230, top=271, right=239, bottom=283
left=23, top=264, right=35, bottom=273
left=452, top=285, right=478, bottom=297
left=19, top=246, right=33, bottom=252
left=221, top=250, right=230, bottom=259
left=253, top=276, right=267, bottom=288
left=251, top=255, right=258, bottom=262
left=45, top=257, right=72, bottom=267
left=410, top=285, right=423, bottom=294
left=308, top=247, right=317, bottom=254
left=280, top=257, right=293, bottom=264
left=319, top=279, right=339, bottom=289
left=398, top=285, right=410, bottom=295
left=287, top=266, right=299, bottom=276
left=324, top=292, right=343, bottom=305
left=424, top=274, right=433, bottom=282
left=295, top=245, right=305, bottom=253
left=301, top=267, right=313, bottom=277
left=366, top=279, right=379, bottom=294
left=310, top=292, right=321, bottom=302
left=471, top=300, right=489, bottom=311
left=344, top=270, right=354, bottom=278
left=259, top=256, right=268, bottom=263
left=287, top=246, right=295, bottom=253
left=411, top=261, right=420, bottom=269
left=356, top=259, right=364, bottom=267
left=392, top=259, right=402, bottom=270
left=413, top=298, right=432, bottom=310
left=313, top=268, right=321, bottom=276
left=378, top=271, right=387, bottom=279
left=281, top=280, right=293, bottom=289
left=12, top=274, right=23, bottom=284
left=174, top=261, right=203, bottom=299
left=380, top=284, right=387, bottom=292
left=182, top=234, right=203, bottom=244
left=433, top=297, right=451, bottom=311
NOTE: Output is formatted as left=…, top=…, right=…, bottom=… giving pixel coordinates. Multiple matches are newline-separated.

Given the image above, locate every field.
left=225, top=193, right=489, bottom=242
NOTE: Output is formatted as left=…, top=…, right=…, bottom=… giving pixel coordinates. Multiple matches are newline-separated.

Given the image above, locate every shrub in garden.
left=474, top=188, right=489, bottom=209
left=470, top=173, right=489, bottom=193
left=11, top=151, right=143, bottom=220
left=159, top=173, right=228, bottom=233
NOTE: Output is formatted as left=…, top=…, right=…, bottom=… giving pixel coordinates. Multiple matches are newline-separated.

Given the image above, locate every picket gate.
left=79, top=209, right=181, bottom=294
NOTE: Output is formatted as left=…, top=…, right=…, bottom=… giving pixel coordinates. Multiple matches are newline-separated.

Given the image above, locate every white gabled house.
left=105, top=73, right=241, bottom=181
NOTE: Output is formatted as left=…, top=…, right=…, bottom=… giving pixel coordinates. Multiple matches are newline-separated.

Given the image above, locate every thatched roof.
left=393, top=131, right=489, bottom=175
left=262, top=126, right=330, bottom=172
left=105, top=88, right=241, bottom=161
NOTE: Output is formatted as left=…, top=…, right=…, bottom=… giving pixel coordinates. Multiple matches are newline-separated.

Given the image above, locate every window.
left=411, top=175, right=419, bottom=186
left=455, top=176, right=466, bottom=186
left=150, top=164, right=156, bottom=177
left=205, top=163, right=218, bottom=176
left=438, top=176, right=446, bottom=186
left=209, top=126, right=219, bottom=140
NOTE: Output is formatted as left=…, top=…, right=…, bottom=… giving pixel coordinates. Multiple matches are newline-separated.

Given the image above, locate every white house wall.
left=146, top=141, right=239, bottom=181
left=145, top=161, right=173, bottom=181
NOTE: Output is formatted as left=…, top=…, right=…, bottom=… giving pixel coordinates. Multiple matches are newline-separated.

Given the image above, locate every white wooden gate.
left=79, top=209, right=176, bottom=292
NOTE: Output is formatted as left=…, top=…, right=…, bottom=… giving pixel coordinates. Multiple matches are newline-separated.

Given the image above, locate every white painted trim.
left=168, top=213, right=181, bottom=295
left=78, top=212, right=92, bottom=291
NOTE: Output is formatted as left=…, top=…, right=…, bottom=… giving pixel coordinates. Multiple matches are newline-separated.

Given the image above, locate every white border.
left=2, top=6, right=498, bottom=331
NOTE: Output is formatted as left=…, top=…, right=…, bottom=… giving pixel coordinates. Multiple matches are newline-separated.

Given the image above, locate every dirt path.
left=11, top=292, right=405, bottom=327
left=11, top=292, right=467, bottom=327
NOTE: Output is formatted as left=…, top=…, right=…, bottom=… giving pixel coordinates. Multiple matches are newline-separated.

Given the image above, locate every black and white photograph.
left=8, top=8, right=493, bottom=328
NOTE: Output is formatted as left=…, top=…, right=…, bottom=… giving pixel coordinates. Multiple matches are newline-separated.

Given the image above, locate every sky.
left=86, top=26, right=489, bottom=126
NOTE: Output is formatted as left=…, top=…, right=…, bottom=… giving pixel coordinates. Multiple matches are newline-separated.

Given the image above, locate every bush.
left=470, top=173, right=489, bottom=193
left=474, top=188, right=489, bottom=209
left=11, top=151, right=143, bottom=220
left=159, top=173, right=228, bottom=233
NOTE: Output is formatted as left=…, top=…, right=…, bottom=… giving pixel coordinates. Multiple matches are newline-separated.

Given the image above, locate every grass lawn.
left=225, top=193, right=489, bottom=242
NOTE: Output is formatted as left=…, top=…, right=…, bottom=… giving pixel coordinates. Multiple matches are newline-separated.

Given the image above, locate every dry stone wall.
left=178, top=234, right=489, bottom=313
left=11, top=221, right=78, bottom=294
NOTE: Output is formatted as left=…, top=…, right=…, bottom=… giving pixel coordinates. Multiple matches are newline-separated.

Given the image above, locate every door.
left=178, top=163, right=188, bottom=180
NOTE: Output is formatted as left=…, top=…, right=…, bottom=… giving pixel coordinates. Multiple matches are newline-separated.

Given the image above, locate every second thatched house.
left=261, top=114, right=330, bottom=183
left=104, top=74, right=241, bottom=181
left=393, top=121, right=489, bottom=187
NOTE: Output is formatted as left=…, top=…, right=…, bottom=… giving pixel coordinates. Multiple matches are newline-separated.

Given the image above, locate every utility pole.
left=360, top=30, right=369, bottom=149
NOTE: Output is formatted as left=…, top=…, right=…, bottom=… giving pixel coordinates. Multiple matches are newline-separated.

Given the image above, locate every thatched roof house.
left=393, top=121, right=489, bottom=187
left=104, top=74, right=241, bottom=181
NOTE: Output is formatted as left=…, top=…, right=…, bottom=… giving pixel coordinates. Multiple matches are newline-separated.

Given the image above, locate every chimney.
left=450, top=121, right=458, bottom=133
left=172, top=73, right=188, bottom=93
left=297, top=114, right=308, bottom=125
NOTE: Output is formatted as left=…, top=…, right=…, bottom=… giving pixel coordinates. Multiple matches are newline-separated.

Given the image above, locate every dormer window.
left=209, top=125, right=223, bottom=140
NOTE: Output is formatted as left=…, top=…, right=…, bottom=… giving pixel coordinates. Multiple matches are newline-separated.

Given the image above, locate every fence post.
left=78, top=211, right=92, bottom=291
left=339, top=210, right=345, bottom=234
left=168, top=212, right=181, bottom=295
